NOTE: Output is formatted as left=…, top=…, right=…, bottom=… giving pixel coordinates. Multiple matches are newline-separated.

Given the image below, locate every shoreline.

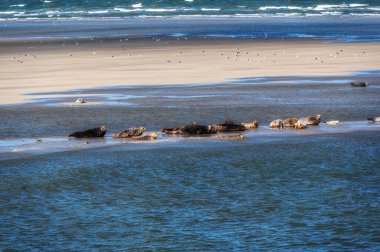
left=2, top=16, right=379, bottom=23
left=1, top=37, right=380, bottom=105
left=6, top=69, right=380, bottom=107
left=2, top=17, right=380, bottom=42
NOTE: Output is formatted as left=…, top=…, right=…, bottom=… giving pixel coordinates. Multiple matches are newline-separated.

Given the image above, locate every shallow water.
left=1, top=131, right=379, bottom=250
left=1, top=72, right=380, bottom=250
left=2, top=71, right=380, bottom=138
left=2, top=17, right=380, bottom=42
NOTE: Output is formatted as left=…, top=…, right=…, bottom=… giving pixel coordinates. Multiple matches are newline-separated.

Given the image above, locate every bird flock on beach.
left=8, top=37, right=376, bottom=66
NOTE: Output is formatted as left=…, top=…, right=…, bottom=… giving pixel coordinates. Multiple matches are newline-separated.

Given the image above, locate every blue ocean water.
left=1, top=2, right=380, bottom=251
left=1, top=0, right=380, bottom=20
left=2, top=17, right=380, bottom=41
left=1, top=132, right=380, bottom=250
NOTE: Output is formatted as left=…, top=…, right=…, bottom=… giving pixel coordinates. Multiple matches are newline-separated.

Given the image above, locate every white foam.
left=305, top=13, right=324, bottom=17
left=145, top=8, right=177, bottom=12
left=184, top=0, right=193, bottom=2
left=88, top=10, right=109, bottom=14
left=201, top=8, right=221, bottom=11
left=320, top=11, right=343, bottom=15
left=349, top=4, right=369, bottom=7
left=259, top=6, right=306, bottom=11
left=276, top=12, right=302, bottom=17
left=132, top=3, right=143, bottom=8
left=114, top=8, right=138, bottom=12
left=313, top=4, right=348, bottom=11
left=0, top=11, right=17, bottom=14
left=19, top=13, right=39, bottom=16
left=351, top=13, right=380, bottom=16
left=10, top=4, right=26, bottom=7
left=115, top=8, right=178, bottom=13
left=259, top=4, right=370, bottom=12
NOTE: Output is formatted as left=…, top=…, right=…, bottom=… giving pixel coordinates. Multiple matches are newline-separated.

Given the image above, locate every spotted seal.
left=69, top=126, right=107, bottom=138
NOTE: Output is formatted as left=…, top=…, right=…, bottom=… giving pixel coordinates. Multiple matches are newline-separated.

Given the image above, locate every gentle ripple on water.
left=1, top=71, right=380, bottom=250
left=0, top=132, right=379, bottom=250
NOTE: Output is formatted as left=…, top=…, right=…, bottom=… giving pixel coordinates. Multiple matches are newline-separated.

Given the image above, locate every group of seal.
left=269, top=115, right=321, bottom=129
left=68, top=115, right=379, bottom=140
left=69, top=126, right=158, bottom=140
left=162, top=120, right=258, bottom=136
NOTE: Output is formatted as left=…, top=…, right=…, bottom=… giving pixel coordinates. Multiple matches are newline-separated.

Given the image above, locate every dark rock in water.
left=112, top=127, right=146, bottom=138
left=162, top=122, right=215, bottom=135
left=209, top=121, right=246, bottom=132
left=351, top=81, right=368, bottom=87
left=69, top=126, right=107, bottom=138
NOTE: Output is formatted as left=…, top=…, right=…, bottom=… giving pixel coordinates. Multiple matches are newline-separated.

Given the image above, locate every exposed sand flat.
left=1, top=121, right=380, bottom=159
left=0, top=37, right=379, bottom=105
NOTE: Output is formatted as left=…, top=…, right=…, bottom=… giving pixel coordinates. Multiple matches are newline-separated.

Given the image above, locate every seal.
left=282, top=117, right=298, bottom=127
left=162, top=127, right=182, bottom=134
left=270, top=119, right=283, bottom=128
left=112, top=127, right=146, bottom=138
left=241, top=120, right=258, bottom=129
left=209, top=121, right=246, bottom=132
left=162, top=122, right=215, bottom=135
left=351, top=81, right=368, bottom=87
left=325, top=120, right=339, bottom=126
left=216, top=134, right=245, bottom=140
left=294, top=121, right=307, bottom=129
left=132, top=133, right=159, bottom=140
left=297, top=115, right=321, bottom=126
left=368, top=117, right=380, bottom=122
left=69, top=126, right=107, bottom=138
left=76, top=98, right=86, bottom=103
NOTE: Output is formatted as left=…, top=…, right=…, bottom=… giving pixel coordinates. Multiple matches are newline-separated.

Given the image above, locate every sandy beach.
left=0, top=37, right=379, bottom=105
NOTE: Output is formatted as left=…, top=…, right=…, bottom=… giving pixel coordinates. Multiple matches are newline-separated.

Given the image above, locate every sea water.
left=1, top=0, right=380, bottom=20
left=1, top=73, right=380, bottom=250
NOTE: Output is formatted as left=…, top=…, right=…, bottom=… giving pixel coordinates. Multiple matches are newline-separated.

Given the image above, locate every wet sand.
left=1, top=121, right=379, bottom=160
left=1, top=37, right=380, bottom=105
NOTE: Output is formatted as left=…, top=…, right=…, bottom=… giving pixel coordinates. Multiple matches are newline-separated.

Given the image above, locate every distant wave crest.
left=0, top=2, right=379, bottom=20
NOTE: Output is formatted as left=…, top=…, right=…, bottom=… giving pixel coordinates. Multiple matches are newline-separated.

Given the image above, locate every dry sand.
left=0, top=37, right=379, bottom=105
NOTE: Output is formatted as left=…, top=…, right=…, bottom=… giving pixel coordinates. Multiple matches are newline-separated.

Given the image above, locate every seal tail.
left=368, top=118, right=373, bottom=121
